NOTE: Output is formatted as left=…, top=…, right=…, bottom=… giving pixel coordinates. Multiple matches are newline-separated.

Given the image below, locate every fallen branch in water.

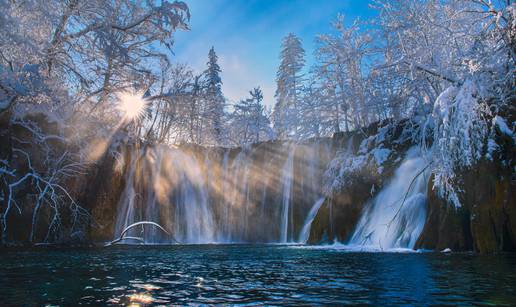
left=117, top=236, right=145, bottom=243
left=105, top=221, right=175, bottom=246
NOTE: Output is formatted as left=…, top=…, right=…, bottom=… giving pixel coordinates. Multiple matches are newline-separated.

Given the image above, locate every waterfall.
left=111, top=140, right=434, bottom=248
left=112, top=140, right=333, bottom=244
left=114, top=146, right=217, bottom=244
left=169, top=148, right=217, bottom=243
left=226, top=148, right=249, bottom=242
left=280, top=146, right=295, bottom=243
left=219, top=149, right=230, bottom=242
left=349, top=147, right=430, bottom=250
left=113, top=149, right=141, bottom=241
left=186, top=151, right=215, bottom=243
left=298, top=197, right=325, bottom=243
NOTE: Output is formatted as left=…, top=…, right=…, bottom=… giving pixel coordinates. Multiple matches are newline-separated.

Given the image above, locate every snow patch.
left=372, top=148, right=391, bottom=166
left=493, top=116, right=513, bottom=137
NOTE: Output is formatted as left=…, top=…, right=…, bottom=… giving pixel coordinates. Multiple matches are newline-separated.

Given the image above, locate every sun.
left=117, top=90, right=148, bottom=121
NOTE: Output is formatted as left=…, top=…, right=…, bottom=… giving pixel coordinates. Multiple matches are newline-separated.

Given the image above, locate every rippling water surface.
left=1, top=245, right=515, bottom=305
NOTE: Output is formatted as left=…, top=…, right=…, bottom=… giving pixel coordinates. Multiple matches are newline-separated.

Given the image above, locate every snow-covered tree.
left=143, top=63, right=196, bottom=144
left=313, top=15, right=373, bottom=132
left=317, top=0, right=514, bottom=211
left=202, top=47, right=226, bottom=145
left=296, top=78, right=324, bottom=138
left=230, top=87, right=272, bottom=145
left=273, top=33, right=305, bottom=139
left=0, top=0, right=190, bottom=243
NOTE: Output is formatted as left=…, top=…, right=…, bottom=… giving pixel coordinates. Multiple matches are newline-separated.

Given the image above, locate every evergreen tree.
left=203, top=47, right=225, bottom=144
left=232, top=87, right=272, bottom=145
left=273, top=33, right=305, bottom=139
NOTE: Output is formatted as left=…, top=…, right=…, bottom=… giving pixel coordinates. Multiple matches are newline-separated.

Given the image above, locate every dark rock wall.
left=2, top=112, right=513, bottom=252
left=416, top=162, right=515, bottom=253
left=81, top=138, right=336, bottom=243
left=79, top=146, right=132, bottom=242
left=307, top=120, right=417, bottom=244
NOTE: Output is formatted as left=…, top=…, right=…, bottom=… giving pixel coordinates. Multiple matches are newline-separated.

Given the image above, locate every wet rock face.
left=414, top=176, right=474, bottom=251
left=2, top=112, right=513, bottom=250
left=82, top=138, right=337, bottom=243
left=307, top=120, right=416, bottom=245
left=307, top=182, right=371, bottom=244
left=417, top=162, right=515, bottom=253
left=80, top=147, right=131, bottom=242
left=467, top=163, right=515, bottom=253
left=1, top=113, right=81, bottom=244
left=417, top=107, right=515, bottom=253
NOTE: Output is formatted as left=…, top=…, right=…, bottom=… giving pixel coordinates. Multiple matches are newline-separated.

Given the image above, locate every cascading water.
left=113, top=140, right=333, bottom=244
left=280, top=146, right=295, bottom=243
left=114, top=146, right=217, bottom=244
left=224, top=148, right=250, bottom=242
left=113, top=149, right=141, bottom=242
left=172, top=149, right=216, bottom=243
left=348, top=147, right=430, bottom=250
left=298, top=197, right=325, bottom=243
left=219, top=149, right=230, bottom=241
left=112, top=140, right=434, bottom=249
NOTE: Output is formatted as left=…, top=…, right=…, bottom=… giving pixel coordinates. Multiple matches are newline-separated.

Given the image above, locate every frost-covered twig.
left=387, top=161, right=432, bottom=229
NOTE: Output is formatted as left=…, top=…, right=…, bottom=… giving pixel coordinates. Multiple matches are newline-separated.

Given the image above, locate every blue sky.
left=171, top=0, right=376, bottom=108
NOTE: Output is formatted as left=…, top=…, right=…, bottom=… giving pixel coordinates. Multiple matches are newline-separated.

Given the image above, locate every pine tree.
left=247, top=87, right=272, bottom=143
left=232, top=87, right=272, bottom=145
left=203, top=47, right=225, bottom=144
left=273, top=33, right=305, bottom=139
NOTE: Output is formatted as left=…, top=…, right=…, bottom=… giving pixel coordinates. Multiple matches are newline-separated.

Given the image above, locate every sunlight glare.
left=129, top=293, right=154, bottom=304
left=117, top=90, right=148, bottom=121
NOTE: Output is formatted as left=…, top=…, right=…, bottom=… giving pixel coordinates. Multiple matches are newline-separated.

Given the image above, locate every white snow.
left=493, top=116, right=513, bottom=137
left=372, top=148, right=391, bottom=166
left=430, top=80, right=492, bottom=207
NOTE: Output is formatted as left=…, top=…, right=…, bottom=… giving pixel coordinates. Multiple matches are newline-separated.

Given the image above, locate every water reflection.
left=0, top=245, right=515, bottom=305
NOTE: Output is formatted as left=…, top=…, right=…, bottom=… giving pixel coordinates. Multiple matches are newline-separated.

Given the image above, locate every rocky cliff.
left=1, top=113, right=514, bottom=252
